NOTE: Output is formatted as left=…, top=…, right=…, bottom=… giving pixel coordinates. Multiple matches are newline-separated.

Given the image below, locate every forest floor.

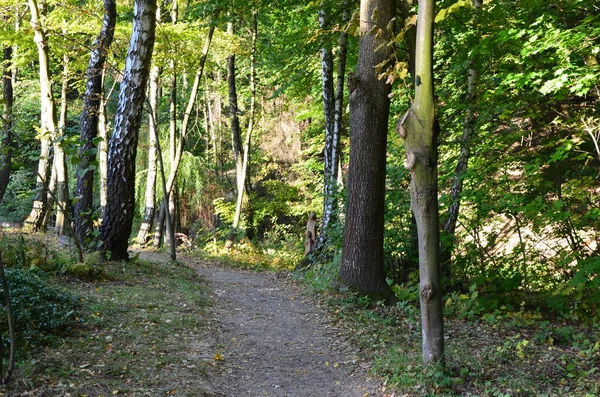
left=4, top=249, right=383, bottom=397
left=4, top=243, right=599, bottom=396
left=142, top=250, right=383, bottom=397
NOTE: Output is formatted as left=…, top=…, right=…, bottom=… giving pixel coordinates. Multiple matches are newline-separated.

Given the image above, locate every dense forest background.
left=0, top=0, right=599, bottom=393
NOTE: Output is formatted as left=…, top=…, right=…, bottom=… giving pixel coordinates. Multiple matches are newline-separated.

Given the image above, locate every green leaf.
left=435, top=0, right=471, bottom=23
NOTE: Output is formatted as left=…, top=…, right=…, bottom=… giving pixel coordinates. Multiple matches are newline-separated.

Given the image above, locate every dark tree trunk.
left=0, top=46, right=13, bottom=204
left=74, top=0, right=116, bottom=245
left=339, top=0, right=395, bottom=299
left=100, top=0, right=157, bottom=261
left=226, top=20, right=243, bottom=248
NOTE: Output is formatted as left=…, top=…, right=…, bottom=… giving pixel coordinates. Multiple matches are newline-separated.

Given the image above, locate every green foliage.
left=0, top=170, right=35, bottom=223
left=0, top=269, right=80, bottom=339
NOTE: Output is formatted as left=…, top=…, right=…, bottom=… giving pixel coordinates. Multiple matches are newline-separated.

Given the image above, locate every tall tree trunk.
left=74, top=0, right=116, bottom=244
left=137, top=65, right=159, bottom=245
left=54, top=53, right=69, bottom=236
left=25, top=0, right=58, bottom=232
left=441, top=0, right=482, bottom=279
left=0, top=46, right=13, bottom=204
left=153, top=24, right=215, bottom=247
left=225, top=20, right=243, bottom=248
left=167, top=1, right=177, bottom=236
left=137, top=4, right=162, bottom=246
left=330, top=0, right=350, bottom=195
left=232, top=12, right=258, bottom=239
left=99, top=0, right=157, bottom=261
left=318, top=5, right=336, bottom=244
left=400, top=0, right=444, bottom=365
left=339, top=0, right=394, bottom=298
left=98, top=74, right=112, bottom=219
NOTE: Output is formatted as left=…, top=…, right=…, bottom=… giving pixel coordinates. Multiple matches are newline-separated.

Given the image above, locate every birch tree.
left=100, top=0, right=157, bottom=260
left=25, top=0, right=57, bottom=232
left=74, top=0, right=116, bottom=245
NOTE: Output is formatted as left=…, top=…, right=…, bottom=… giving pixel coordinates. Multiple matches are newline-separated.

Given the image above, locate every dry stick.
left=36, top=172, right=84, bottom=262
left=0, top=251, right=15, bottom=385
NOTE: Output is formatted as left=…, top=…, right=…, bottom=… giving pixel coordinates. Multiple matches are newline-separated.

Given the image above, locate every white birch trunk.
left=25, top=0, right=58, bottom=232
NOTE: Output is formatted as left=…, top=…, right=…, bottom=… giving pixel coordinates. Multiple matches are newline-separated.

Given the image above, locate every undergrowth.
left=290, top=251, right=600, bottom=397
left=0, top=234, right=214, bottom=396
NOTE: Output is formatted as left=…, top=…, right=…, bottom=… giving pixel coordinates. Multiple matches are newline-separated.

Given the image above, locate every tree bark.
left=74, top=0, right=116, bottom=244
left=0, top=46, right=13, bottom=204
left=54, top=53, right=69, bottom=236
left=99, top=0, right=157, bottom=261
left=137, top=65, right=159, bottom=245
left=225, top=20, right=243, bottom=248
left=400, top=0, right=444, bottom=365
left=339, top=0, right=395, bottom=298
left=317, top=5, right=336, bottom=245
left=330, top=0, right=350, bottom=196
left=441, top=0, right=482, bottom=279
left=98, top=74, right=112, bottom=219
left=232, top=12, right=258, bottom=239
left=25, top=0, right=58, bottom=232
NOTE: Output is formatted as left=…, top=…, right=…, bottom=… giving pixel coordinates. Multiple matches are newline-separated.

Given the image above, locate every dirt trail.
left=188, top=259, right=383, bottom=397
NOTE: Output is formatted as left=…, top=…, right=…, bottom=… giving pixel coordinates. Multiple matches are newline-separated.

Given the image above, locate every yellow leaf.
left=371, top=7, right=379, bottom=22
left=435, top=0, right=471, bottom=23
left=213, top=353, right=224, bottom=361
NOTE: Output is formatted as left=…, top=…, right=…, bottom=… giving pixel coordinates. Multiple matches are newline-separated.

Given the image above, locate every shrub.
left=0, top=269, right=81, bottom=339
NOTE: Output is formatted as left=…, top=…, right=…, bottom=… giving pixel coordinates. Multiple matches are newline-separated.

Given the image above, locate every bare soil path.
left=186, top=257, right=383, bottom=397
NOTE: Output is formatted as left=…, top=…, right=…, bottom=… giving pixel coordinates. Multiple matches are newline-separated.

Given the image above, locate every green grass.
left=3, top=257, right=214, bottom=396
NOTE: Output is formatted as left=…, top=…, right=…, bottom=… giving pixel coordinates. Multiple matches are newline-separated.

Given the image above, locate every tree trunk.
left=99, top=0, right=157, bottom=261
left=339, top=0, right=394, bottom=299
left=233, top=12, right=258, bottom=239
left=25, top=0, right=58, bottom=232
left=98, top=75, right=111, bottom=219
left=400, top=0, right=444, bottom=365
left=441, top=0, right=482, bottom=279
left=54, top=53, right=69, bottom=236
left=318, top=5, right=336, bottom=243
left=330, top=0, right=350, bottom=196
left=137, top=64, right=160, bottom=245
left=225, top=20, right=243, bottom=248
left=0, top=46, right=13, bottom=204
left=153, top=24, right=214, bottom=247
left=74, top=0, right=116, bottom=244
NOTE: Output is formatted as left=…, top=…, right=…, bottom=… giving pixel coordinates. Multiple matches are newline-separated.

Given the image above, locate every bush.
left=0, top=269, right=81, bottom=339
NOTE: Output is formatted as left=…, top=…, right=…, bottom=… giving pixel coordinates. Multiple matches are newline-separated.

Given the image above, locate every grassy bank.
left=0, top=244, right=214, bottom=396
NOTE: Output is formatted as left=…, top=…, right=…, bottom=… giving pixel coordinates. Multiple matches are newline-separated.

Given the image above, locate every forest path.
left=147, top=251, right=383, bottom=396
